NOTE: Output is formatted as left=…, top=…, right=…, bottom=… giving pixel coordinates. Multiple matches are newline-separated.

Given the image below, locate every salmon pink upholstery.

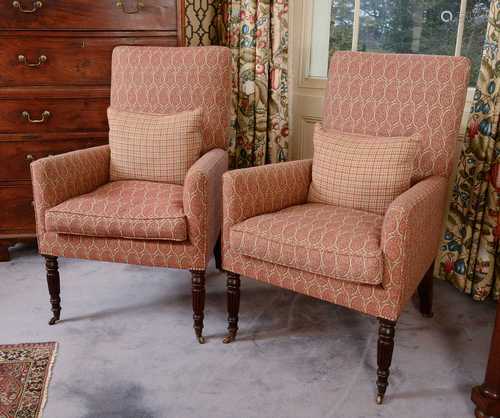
left=230, top=203, right=384, bottom=285
left=32, top=146, right=228, bottom=269
left=223, top=52, right=470, bottom=321
left=223, top=162, right=449, bottom=320
left=46, top=181, right=187, bottom=241
left=111, top=46, right=232, bottom=153
left=31, top=46, right=232, bottom=271
left=323, top=52, right=470, bottom=183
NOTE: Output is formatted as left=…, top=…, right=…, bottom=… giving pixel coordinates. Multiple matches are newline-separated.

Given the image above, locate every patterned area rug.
left=0, top=342, right=57, bottom=418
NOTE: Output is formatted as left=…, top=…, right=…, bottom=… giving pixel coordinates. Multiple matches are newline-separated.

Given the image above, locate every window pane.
left=310, top=0, right=335, bottom=78
left=461, top=0, right=489, bottom=86
left=329, top=0, right=355, bottom=53
left=309, top=0, right=354, bottom=78
left=358, top=0, right=459, bottom=55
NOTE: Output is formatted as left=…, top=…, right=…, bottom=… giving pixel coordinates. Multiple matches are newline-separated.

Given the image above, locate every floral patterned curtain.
left=438, top=0, right=500, bottom=301
left=184, top=0, right=290, bottom=168
left=224, top=0, right=289, bottom=167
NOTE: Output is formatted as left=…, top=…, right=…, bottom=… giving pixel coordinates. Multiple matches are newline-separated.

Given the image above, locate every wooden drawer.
left=0, top=138, right=107, bottom=181
left=0, top=97, right=109, bottom=134
left=0, top=34, right=177, bottom=87
left=0, top=0, right=177, bottom=31
left=0, top=184, right=35, bottom=233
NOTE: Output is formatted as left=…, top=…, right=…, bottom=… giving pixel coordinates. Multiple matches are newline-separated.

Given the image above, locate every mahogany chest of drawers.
left=0, top=0, right=184, bottom=261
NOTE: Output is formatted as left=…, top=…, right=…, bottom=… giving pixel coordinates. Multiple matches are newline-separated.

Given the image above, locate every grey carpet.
left=0, top=244, right=494, bottom=418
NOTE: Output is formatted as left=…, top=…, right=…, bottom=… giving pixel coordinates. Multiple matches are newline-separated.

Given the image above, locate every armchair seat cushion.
left=229, top=203, right=384, bottom=286
left=45, top=180, right=187, bottom=241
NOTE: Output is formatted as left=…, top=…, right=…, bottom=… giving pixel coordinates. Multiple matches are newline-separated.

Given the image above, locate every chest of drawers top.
left=1, top=0, right=178, bottom=31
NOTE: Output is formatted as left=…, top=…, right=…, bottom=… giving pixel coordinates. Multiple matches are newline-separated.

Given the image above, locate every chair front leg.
left=223, top=272, right=240, bottom=344
left=376, top=318, right=397, bottom=405
left=418, top=264, right=434, bottom=318
left=190, top=270, right=206, bottom=344
left=44, top=255, right=61, bottom=325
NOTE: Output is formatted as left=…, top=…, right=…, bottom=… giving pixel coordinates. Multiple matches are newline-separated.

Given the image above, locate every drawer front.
left=0, top=184, right=35, bottom=233
left=0, top=97, right=110, bottom=134
left=0, top=0, right=177, bottom=31
left=0, top=138, right=108, bottom=181
left=0, top=35, right=177, bottom=87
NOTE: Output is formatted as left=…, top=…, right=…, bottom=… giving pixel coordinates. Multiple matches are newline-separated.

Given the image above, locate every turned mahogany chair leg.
left=376, top=318, right=397, bottom=405
left=418, top=264, right=434, bottom=318
left=223, top=272, right=240, bottom=344
left=44, top=255, right=61, bottom=325
left=191, top=270, right=206, bottom=344
left=214, top=235, right=222, bottom=271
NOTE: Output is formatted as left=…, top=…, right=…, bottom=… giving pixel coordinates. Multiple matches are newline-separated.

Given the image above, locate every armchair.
left=221, top=52, right=470, bottom=401
left=30, top=46, right=232, bottom=344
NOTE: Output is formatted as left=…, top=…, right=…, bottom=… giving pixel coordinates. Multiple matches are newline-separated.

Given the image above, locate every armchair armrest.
left=222, top=159, right=312, bottom=267
left=381, top=175, right=449, bottom=310
left=183, top=148, right=228, bottom=263
left=30, top=145, right=110, bottom=235
left=223, top=159, right=312, bottom=229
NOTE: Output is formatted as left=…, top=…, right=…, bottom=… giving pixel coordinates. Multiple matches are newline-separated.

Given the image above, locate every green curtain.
left=184, top=0, right=290, bottom=168
left=438, top=0, right=500, bottom=301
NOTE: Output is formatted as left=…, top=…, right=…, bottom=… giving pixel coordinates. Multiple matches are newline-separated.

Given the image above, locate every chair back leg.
left=418, top=264, right=434, bottom=318
left=214, top=235, right=222, bottom=271
left=223, top=272, right=240, bottom=344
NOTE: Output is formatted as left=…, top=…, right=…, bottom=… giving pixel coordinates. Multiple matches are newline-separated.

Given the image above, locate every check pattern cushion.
left=46, top=181, right=187, bottom=241
left=308, top=125, right=417, bottom=215
left=323, top=52, right=470, bottom=182
left=111, top=46, right=232, bottom=153
left=230, top=203, right=384, bottom=285
left=31, top=146, right=228, bottom=270
left=108, top=108, right=202, bottom=185
left=222, top=160, right=449, bottom=321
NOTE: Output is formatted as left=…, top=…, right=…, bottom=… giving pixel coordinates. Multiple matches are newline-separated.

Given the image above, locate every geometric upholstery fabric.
left=322, top=51, right=471, bottom=183
left=111, top=46, right=232, bottom=154
left=230, top=203, right=384, bottom=285
left=46, top=181, right=187, bottom=242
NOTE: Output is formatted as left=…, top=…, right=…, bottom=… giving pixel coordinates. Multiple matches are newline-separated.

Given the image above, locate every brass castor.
left=222, top=331, right=237, bottom=344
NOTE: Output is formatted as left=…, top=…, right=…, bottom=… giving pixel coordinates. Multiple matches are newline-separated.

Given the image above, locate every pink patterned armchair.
left=30, top=46, right=232, bottom=344
left=221, top=52, right=470, bottom=402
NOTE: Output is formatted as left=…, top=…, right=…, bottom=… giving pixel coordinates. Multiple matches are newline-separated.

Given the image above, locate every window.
left=309, top=0, right=489, bottom=86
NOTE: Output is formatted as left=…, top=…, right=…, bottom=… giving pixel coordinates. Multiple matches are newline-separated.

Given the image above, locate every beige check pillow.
left=308, top=125, right=418, bottom=215
left=108, top=108, right=203, bottom=185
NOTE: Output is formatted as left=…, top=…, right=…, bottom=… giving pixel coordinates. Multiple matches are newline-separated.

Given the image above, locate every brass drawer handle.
left=18, top=54, right=47, bottom=67
left=22, top=110, right=51, bottom=124
left=116, top=0, right=144, bottom=14
left=26, top=153, right=53, bottom=163
left=12, top=0, right=43, bottom=13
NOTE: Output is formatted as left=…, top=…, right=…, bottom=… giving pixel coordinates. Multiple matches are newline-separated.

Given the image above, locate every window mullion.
left=352, top=0, right=361, bottom=51
left=455, top=0, right=467, bottom=56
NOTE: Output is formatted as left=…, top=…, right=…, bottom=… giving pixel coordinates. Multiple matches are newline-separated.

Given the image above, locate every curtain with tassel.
left=184, top=0, right=290, bottom=168
left=438, top=0, right=500, bottom=301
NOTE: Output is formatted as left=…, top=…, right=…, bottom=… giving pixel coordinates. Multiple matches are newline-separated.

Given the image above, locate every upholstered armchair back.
left=323, top=51, right=470, bottom=182
left=110, top=46, right=232, bottom=154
